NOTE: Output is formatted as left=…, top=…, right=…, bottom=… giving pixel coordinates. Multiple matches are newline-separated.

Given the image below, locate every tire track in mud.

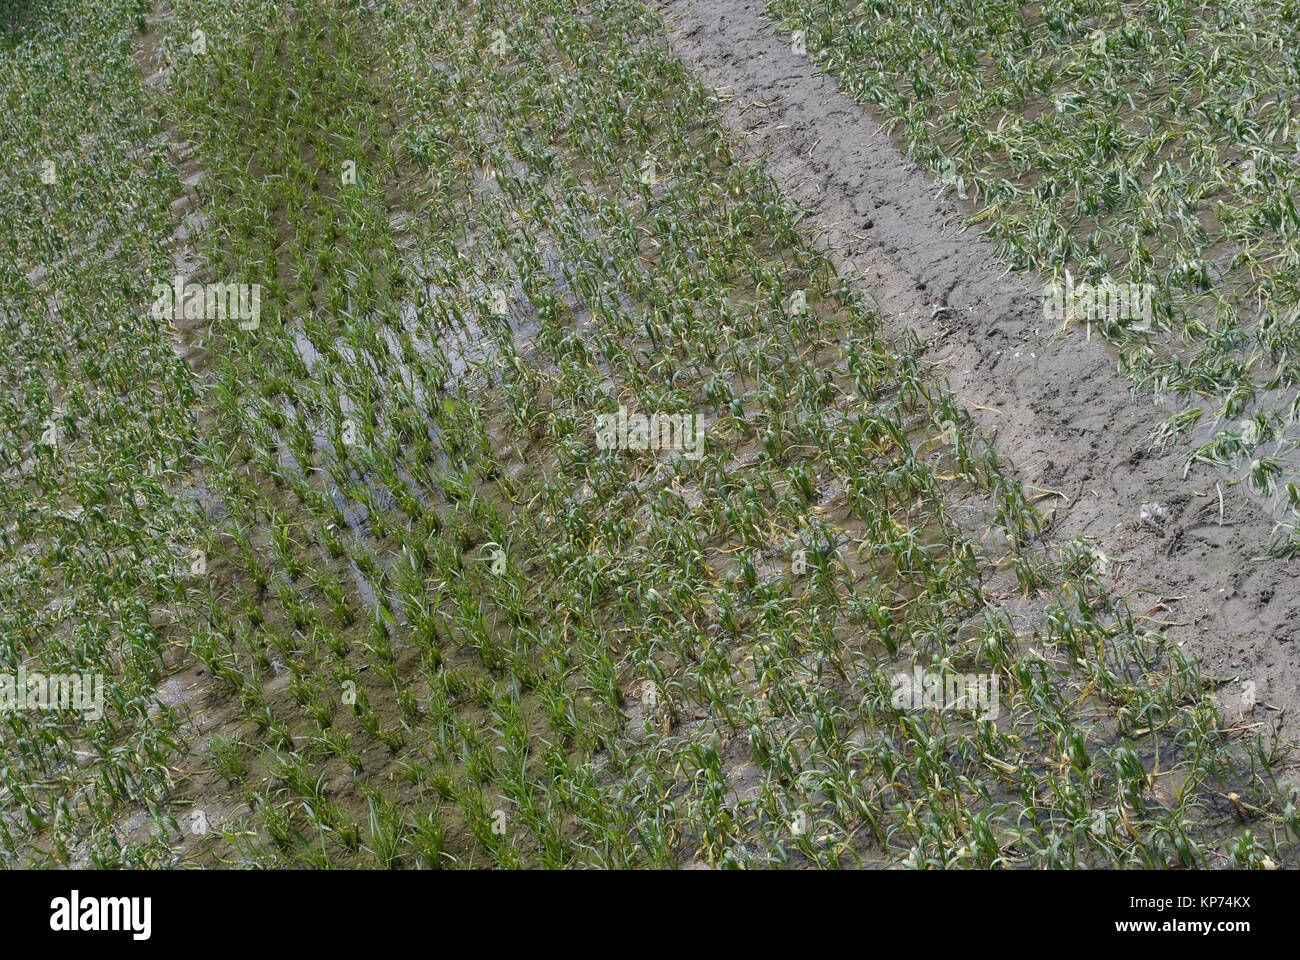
left=655, top=0, right=1300, bottom=735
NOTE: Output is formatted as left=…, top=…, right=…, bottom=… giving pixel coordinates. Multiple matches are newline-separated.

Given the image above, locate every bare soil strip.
left=655, top=0, right=1300, bottom=733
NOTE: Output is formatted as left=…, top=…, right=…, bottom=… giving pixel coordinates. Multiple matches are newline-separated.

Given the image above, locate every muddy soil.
left=655, top=0, right=1300, bottom=739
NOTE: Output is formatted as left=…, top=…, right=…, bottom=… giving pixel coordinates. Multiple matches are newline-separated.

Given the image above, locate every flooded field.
left=1, top=0, right=1298, bottom=871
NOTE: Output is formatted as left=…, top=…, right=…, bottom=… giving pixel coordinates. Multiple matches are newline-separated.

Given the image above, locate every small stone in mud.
left=1139, top=502, right=1166, bottom=529
left=863, top=219, right=874, bottom=229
